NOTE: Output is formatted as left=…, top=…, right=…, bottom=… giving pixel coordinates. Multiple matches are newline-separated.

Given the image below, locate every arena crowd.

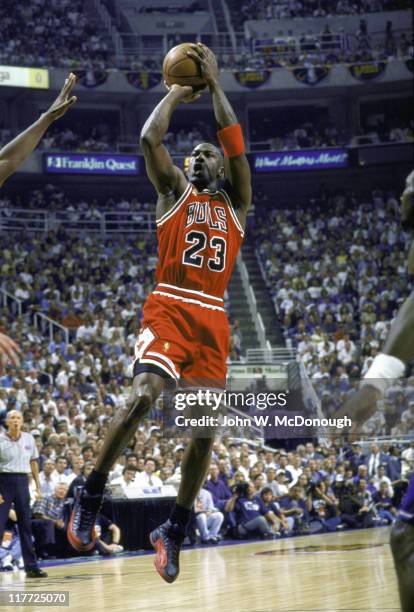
left=255, top=187, right=414, bottom=435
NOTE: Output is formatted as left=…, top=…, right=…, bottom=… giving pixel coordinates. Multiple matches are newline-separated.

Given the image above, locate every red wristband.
left=217, top=123, right=245, bottom=158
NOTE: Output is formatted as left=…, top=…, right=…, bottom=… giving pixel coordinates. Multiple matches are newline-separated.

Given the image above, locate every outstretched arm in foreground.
left=0, top=73, right=77, bottom=187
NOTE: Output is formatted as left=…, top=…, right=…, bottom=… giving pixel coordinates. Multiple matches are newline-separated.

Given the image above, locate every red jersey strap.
left=220, top=189, right=245, bottom=237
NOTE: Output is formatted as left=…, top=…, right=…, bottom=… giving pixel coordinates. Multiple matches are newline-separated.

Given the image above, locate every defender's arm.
left=0, top=73, right=77, bottom=187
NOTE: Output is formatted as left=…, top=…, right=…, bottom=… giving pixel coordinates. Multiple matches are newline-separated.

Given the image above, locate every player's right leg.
left=390, top=474, right=414, bottom=612
left=67, top=372, right=164, bottom=552
left=150, top=436, right=215, bottom=583
left=390, top=520, right=414, bottom=612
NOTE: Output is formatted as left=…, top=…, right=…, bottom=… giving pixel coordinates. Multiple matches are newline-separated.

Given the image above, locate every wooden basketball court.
left=1, top=528, right=400, bottom=611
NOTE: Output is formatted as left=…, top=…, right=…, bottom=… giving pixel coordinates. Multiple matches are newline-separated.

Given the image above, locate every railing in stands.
left=33, top=312, right=69, bottom=345
left=0, top=289, right=23, bottom=317
left=112, top=28, right=411, bottom=69
left=0, top=209, right=156, bottom=235
left=245, top=347, right=296, bottom=363
left=117, top=31, right=248, bottom=59
left=237, top=256, right=268, bottom=350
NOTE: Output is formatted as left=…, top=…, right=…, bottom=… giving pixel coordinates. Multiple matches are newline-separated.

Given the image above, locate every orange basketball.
left=163, top=43, right=207, bottom=91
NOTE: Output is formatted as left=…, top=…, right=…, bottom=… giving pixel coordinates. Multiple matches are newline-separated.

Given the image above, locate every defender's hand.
left=186, top=43, right=219, bottom=88
left=0, top=332, right=20, bottom=372
left=164, top=82, right=201, bottom=104
left=44, top=73, right=77, bottom=121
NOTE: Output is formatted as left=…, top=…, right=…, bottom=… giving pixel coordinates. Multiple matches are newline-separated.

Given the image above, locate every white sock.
left=361, top=353, right=406, bottom=395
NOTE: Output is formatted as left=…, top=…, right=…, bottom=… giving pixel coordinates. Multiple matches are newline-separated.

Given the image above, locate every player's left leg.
left=150, top=436, right=214, bottom=582
left=68, top=372, right=165, bottom=552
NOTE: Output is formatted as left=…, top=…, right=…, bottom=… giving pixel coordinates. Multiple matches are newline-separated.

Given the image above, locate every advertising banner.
left=0, top=66, right=49, bottom=89
left=253, top=149, right=349, bottom=172
left=43, top=153, right=140, bottom=176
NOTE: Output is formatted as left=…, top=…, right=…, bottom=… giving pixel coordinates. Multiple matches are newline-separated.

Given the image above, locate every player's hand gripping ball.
left=163, top=42, right=207, bottom=91
left=163, top=42, right=219, bottom=103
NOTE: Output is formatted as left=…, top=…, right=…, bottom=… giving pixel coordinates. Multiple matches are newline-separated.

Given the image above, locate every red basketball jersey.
left=155, top=182, right=244, bottom=300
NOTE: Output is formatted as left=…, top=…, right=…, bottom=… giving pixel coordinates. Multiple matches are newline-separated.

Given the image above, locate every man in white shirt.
left=372, top=465, right=394, bottom=498
left=52, top=456, right=72, bottom=485
left=194, top=488, right=223, bottom=543
left=401, top=440, right=414, bottom=477
left=272, top=471, right=290, bottom=498
left=286, top=455, right=303, bottom=487
left=237, top=454, right=252, bottom=481
left=39, top=459, right=59, bottom=497
left=111, top=467, right=139, bottom=497
left=69, top=415, right=87, bottom=444
left=135, top=458, right=162, bottom=490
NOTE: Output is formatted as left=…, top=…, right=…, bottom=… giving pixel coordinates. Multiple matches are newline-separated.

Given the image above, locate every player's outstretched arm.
left=187, top=43, right=252, bottom=214
left=0, top=73, right=77, bottom=187
left=401, top=170, right=414, bottom=274
left=332, top=172, right=414, bottom=437
left=140, top=86, right=197, bottom=197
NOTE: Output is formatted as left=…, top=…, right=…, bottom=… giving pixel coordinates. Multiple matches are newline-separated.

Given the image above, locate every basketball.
left=163, top=43, right=207, bottom=91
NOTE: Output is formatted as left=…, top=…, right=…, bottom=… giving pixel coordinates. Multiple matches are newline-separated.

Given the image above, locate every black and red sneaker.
left=149, top=520, right=184, bottom=584
left=67, top=487, right=102, bottom=552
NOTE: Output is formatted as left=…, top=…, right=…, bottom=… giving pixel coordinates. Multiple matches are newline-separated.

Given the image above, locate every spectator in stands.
left=261, top=487, right=293, bottom=534
left=373, top=482, right=397, bottom=524
left=134, top=457, right=162, bottom=490
left=39, top=459, right=58, bottom=497
left=110, top=467, right=138, bottom=496
left=306, top=480, right=340, bottom=532
left=204, top=464, right=232, bottom=512
left=94, top=514, right=124, bottom=556
left=0, top=509, right=24, bottom=570
left=225, top=482, right=279, bottom=538
left=335, top=478, right=375, bottom=529
left=52, top=456, right=71, bottom=486
left=194, top=488, right=224, bottom=544
left=279, top=485, right=310, bottom=533
left=31, top=483, right=69, bottom=559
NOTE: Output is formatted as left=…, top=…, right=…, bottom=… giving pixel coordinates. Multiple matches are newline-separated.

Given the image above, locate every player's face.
left=187, top=144, right=224, bottom=189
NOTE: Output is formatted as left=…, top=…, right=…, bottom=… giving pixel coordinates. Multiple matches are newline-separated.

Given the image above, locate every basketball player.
left=0, top=74, right=77, bottom=370
left=68, top=43, right=252, bottom=583
left=335, top=171, right=414, bottom=612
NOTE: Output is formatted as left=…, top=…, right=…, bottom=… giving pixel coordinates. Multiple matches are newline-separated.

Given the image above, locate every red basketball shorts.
left=133, top=284, right=230, bottom=387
